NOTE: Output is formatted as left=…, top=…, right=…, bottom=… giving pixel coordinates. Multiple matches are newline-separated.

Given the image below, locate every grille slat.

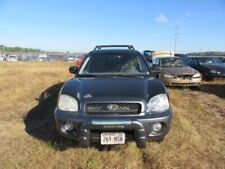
left=175, top=75, right=192, bottom=80
left=86, top=103, right=141, bottom=115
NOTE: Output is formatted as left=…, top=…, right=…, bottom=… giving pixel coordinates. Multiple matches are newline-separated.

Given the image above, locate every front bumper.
left=54, top=109, right=172, bottom=148
left=161, top=77, right=201, bottom=87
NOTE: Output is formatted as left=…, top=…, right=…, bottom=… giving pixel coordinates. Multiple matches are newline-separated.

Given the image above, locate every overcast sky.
left=0, top=0, right=225, bottom=53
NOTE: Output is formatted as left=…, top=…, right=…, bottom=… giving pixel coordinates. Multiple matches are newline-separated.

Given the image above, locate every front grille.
left=86, top=103, right=141, bottom=115
left=175, top=75, right=192, bottom=79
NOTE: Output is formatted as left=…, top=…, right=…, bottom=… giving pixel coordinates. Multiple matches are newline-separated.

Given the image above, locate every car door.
left=188, top=58, right=199, bottom=69
left=189, top=58, right=207, bottom=75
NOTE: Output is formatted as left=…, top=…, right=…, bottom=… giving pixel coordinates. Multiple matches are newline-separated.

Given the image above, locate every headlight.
left=192, top=73, right=201, bottom=78
left=210, top=70, right=219, bottom=74
left=58, top=94, right=78, bottom=111
left=147, top=94, right=169, bottom=112
left=163, top=74, right=174, bottom=78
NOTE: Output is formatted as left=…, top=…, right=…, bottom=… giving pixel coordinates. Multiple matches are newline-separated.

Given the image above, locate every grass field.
left=0, top=62, right=225, bottom=169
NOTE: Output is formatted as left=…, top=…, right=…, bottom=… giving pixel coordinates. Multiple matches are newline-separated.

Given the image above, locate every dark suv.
left=54, top=45, right=172, bottom=148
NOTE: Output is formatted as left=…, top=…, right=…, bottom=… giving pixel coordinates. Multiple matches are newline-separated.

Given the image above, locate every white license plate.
left=101, top=132, right=125, bottom=145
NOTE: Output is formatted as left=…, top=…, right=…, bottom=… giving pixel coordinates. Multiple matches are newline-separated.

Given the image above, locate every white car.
left=68, top=57, right=76, bottom=62
left=6, top=55, right=18, bottom=62
left=0, top=55, right=5, bottom=61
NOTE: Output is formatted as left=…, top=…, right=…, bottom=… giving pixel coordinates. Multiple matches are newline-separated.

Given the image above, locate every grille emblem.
left=107, top=104, right=120, bottom=111
left=84, top=94, right=92, bottom=98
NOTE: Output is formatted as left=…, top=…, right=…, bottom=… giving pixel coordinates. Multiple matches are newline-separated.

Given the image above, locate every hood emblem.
left=84, top=94, right=92, bottom=98
left=107, top=104, right=120, bottom=111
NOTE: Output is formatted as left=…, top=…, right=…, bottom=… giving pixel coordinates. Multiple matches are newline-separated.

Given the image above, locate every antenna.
left=174, top=25, right=179, bottom=54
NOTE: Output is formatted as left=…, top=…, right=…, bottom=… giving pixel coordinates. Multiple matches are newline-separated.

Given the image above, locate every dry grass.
left=0, top=62, right=225, bottom=169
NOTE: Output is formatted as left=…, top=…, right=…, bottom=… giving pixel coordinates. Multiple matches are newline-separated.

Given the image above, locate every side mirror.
left=69, top=66, right=78, bottom=74
left=151, top=65, right=161, bottom=75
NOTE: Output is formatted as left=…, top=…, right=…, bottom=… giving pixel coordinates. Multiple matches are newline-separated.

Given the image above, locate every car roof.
left=188, top=56, right=218, bottom=58
left=88, top=49, right=141, bottom=56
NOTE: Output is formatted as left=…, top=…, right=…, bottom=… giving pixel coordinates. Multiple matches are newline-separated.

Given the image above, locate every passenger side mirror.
left=69, top=66, right=78, bottom=74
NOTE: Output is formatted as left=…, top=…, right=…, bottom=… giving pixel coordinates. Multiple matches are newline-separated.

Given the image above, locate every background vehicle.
left=152, top=50, right=174, bottom=58
left=174, top=53, right=189, bottom=60
left=6, top=55, right=18, bottom=61
left=143, top=50, right=174, bottom=64
left=151, top=57, right=201, bottom=86
left=0, top=55, right=5, bottom=61
left=185, top=56, right=225, bottom=80
left=38, top=54, right=47, bottom=61
left=68, top=56, right=76, bottom=62
left=74, top=56, right=84, bottom=67
left=54, top=45, right=172, bottom=148
left=217, top=56, right=225, bottom=63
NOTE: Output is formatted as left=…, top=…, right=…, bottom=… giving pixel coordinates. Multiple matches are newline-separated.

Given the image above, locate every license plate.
left=101, top=132, right=125, bottom=145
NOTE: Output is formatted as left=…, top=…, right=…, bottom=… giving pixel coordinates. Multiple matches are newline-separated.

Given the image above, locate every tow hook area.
left=78, top=120, right=147, bottom=148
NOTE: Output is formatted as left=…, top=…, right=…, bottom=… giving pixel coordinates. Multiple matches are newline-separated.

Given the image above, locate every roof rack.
left=94, top=45, right=135, bottom=50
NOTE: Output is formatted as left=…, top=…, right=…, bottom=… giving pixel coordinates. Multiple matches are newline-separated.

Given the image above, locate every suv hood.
left=162, top=66, right=198, bottom=75
left=62, top=77, right=165, bottom=101
left=80, top=78, right=145, bottom=98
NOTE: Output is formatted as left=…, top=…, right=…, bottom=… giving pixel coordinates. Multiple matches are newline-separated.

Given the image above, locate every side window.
left=186, top=58, right=192, bottom=65
left=190, top=58, right=198, bottom=66
left=152, top=59, right=157, bottom=65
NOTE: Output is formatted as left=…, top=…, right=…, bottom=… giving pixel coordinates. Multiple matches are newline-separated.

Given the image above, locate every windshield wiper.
left=78, top=74, right=148, bottom=78
left=113, top=74, right=147, bottom=78
left=78, top=74, right=97, bottom=77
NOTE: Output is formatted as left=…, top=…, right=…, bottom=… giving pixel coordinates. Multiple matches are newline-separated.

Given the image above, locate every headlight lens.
left=163, top=74, right=174, bottom=78
left=192, top=72, right=201, bottom=78
left=58, top=94, right=78, bottom=111
left=147, top=94, right=169, bottom=112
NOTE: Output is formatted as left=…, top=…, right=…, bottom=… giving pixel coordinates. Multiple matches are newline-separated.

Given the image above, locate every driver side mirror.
left=69, top=66, right=78, bottom=74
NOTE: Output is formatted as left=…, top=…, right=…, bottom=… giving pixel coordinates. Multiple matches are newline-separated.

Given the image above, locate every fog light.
left=152, top=122, right=162, bottom=132
left=61, top=122, right=74, bottom=132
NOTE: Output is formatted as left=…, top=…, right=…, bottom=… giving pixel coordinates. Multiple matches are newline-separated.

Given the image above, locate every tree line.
left=0, top=45, right=42, bottom=53
left=1, top=44, right=224, bottom=56
left=187, top=51, right=225, bottom=56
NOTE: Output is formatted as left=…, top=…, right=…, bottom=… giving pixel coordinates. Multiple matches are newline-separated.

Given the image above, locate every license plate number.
left=101, top=132, right=125, bottom=145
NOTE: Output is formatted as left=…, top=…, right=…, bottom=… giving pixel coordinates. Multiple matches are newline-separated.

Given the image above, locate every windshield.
left=198, top=57, right=223, bottom=65
left=160, top=58, right=185, bottom=67
left=79, top=53, right=150, bottom=76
